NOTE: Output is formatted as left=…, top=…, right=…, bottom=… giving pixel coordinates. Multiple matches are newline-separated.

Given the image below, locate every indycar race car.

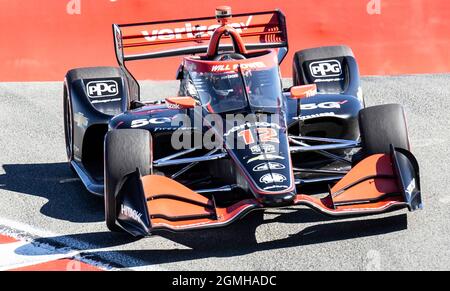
left=64, top=7, right=422, bottom=236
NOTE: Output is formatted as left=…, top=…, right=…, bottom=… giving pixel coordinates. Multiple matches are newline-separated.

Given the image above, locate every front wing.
left=113, top=146, right=422, bottom=236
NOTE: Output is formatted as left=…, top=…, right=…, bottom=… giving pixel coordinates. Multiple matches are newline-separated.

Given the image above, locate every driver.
left=207, top=73, right=246, bottom=112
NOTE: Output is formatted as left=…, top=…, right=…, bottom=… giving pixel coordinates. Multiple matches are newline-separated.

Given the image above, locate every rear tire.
left=104, top=129, right=152, bottom=232
left=293, top=45, right=354, bottom=86
left=65, top=66, right=139, bottom=106
left=64, top=66, right=125, bottom=174
left=358, top=104, right=410, bottom=156
left=66, top=66, right=122, bottom=83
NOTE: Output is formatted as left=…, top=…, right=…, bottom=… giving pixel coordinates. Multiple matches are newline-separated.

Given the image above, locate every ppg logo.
left=309, top=60, right=342, bottom=78
left=86, top=80, right=119, bottom=98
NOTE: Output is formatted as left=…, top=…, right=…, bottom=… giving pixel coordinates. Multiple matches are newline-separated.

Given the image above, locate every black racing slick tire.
left=358, top=104, right=410, bottom=156
left=65, top=66, right=140, bottom=108
left=64, top=66, right=125, bottom=173
left=66, top=66, right=123, bottom=84
left=63, top=81, right=75, bottom=172
left=292, top=45, right=354, bottom=86
left=104, top=129, right=152, bottom=232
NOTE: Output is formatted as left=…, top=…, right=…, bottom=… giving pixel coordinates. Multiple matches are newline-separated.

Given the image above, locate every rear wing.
left=113, top=10, right=288, bottom=65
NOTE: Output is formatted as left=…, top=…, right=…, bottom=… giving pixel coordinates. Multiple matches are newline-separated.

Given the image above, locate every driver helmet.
left=210, top=73, right=241, bottom=98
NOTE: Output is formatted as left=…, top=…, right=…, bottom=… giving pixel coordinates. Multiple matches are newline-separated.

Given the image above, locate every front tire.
left=104, top=129, right=152, bottom=232
left=63, top=81, right=75, bottom=172
left=358, top=104, right=410, bottom=156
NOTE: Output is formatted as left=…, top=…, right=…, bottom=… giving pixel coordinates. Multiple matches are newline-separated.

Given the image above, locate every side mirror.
left=290, top=84, right=317, bottom=99
left=165, top=96, right=198, bottom=109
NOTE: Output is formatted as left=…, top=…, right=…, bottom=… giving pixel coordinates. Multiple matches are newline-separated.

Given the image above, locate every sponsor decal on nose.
left=259, top=173, right=287, bottom=184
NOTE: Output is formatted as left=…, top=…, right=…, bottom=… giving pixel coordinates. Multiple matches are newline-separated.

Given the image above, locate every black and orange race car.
left=63, top=7, right=422, bottom=236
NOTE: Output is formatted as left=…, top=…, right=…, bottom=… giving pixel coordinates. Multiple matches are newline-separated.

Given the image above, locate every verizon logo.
left=141, top=16, right=253, bottom=42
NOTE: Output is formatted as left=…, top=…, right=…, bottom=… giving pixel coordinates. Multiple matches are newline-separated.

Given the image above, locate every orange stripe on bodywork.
left=332, top=154, right=393, bottom=192
left=294, top=154, right=406, bottom=215
left=9, top=259, right=102, bottom=271
left=141, top=175, right=261, bottom=230
left=165, top=96, right=197, bottom=109
left=294, top=194, right=403, bottom=215
left=331, top=154, right=399, bottom=204
left=142, top=175, right=211, bottom=204
left=0, top=235, right=18, bottom=244
left=143, top=175, right=216, bottom=228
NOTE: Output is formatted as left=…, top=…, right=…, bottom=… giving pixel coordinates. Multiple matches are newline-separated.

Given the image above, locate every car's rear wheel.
left=293, top=45, right=354, bottom=85
left=63, top=82, right=75, bottom=172
left=104, top=129, right=152, bottom=232
left=358, top=104, right=410, bottom=156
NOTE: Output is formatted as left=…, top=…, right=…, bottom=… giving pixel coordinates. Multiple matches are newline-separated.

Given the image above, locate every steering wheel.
left=214, top=53, right=246, bottom=61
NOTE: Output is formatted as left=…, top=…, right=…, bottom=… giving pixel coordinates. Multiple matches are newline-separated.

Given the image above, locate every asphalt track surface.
left=0, top=75, right=449, bottom=271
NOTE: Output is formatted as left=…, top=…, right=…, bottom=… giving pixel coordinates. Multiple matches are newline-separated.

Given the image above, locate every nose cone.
left=223, top=115, right=296, bottom=206
left=259, top=192, right=296, bottom=207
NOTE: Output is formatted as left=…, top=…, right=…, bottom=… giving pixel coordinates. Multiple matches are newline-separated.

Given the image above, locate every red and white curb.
left=0, top=217, right=166, bottom=271
left=0, top=233, right=105, bottom=271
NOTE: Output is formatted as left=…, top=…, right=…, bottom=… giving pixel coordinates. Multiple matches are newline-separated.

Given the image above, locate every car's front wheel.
left=358, top=104, right=410, bottom=156
left=104, top=129, right=152, bottom=232
left=63, top=82, right=75, bottom=172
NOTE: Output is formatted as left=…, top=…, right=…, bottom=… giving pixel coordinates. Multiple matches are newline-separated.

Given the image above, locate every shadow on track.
left=13, top=209, right=407, bottom=268
left=0, top=162, right=104, bottom=223
left=2, top=162, right=408, bottom=268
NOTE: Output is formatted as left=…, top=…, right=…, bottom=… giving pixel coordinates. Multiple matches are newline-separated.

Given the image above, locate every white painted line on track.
left=0, top=217, right=59, bottom=239
left=0, top=240, right=79, bottom=271
left=0, top=217, right=167, bottom=271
